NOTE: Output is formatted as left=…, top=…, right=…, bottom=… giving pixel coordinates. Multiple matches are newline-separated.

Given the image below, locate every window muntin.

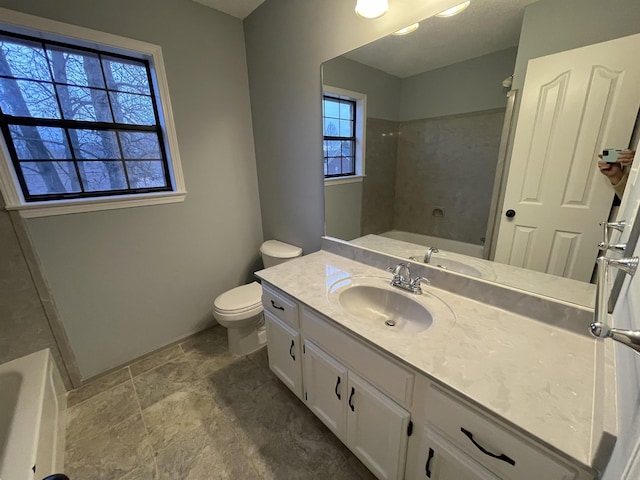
left=0, top=31, right=171, bottom=202
left=323, top=95, right=356, bottom=178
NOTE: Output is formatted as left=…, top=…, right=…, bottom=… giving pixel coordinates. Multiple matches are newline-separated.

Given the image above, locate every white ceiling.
left=344, top=0, right=539, bottom=78
left=191, top=0, right=266, bottom=19
left=191, top=0, right=540, bottom=77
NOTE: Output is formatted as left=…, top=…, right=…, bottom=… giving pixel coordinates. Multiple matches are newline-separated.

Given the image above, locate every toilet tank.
left=260, top=240, right=302, bottom=268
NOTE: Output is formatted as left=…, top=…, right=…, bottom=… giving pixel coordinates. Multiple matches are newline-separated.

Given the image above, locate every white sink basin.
left=430, top=258, right=483, bottom=278
left=408, top=252, right=495, bottom=280
left=328, top=276, right=455, bottom=334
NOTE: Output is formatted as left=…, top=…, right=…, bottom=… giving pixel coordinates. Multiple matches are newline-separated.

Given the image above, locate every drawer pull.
left=335, top=376, right=341, bottom=400
left=289, top=340, right=296, bottom=360
left=460, top=427, right=515, bottom=466
left=425, top=447, right=434, bottom=478
left=270, top=300, right=285, bottom=311
left=349, top=387, right=356, bottom=411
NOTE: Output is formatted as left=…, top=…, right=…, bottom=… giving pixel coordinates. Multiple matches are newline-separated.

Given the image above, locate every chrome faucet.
left=424, top=247, right=439, bottom=264
left=387, top=262, right=429, bottom=294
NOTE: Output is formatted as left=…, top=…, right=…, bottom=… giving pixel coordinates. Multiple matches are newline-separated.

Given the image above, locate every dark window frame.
left=323, top=95, right=356, bottom=178
left=0, top=30, right=173, bottom=202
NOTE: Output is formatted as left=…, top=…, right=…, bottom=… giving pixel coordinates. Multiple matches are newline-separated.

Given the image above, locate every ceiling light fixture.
left=435, top=0, right=471, bottom=18
left=392, top=23, right=420, bottom=35
left=355, top=0, right=389, bottom=19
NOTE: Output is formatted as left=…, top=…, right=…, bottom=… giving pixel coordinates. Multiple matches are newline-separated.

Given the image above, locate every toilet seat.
left=214, top=281, right=263, bottom=320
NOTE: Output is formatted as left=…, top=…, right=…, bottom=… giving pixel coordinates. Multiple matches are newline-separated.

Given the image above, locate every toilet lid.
left=214, top=281, right=262, bottom=313
left=260, top=240, right=302, bottom=258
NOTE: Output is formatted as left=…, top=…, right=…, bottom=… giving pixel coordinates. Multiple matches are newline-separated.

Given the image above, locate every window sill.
left=6, top=191, right=187, bottom=218
left=324, top=175, right=366, bottom=186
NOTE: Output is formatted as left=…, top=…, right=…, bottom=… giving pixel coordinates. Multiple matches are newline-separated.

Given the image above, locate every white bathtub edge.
left=0, top=349, right=66, bottom=480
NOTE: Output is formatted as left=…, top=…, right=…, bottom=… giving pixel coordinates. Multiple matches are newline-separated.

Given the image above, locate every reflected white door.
left=494, top=33, right=640, bottom=281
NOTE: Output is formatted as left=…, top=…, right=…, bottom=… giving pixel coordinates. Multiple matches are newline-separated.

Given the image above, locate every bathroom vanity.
left=255, top=240, right=615, bottom=480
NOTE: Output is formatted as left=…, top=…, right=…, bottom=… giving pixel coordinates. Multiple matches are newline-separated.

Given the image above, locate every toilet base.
left=226, top=318, right=267, bottom=356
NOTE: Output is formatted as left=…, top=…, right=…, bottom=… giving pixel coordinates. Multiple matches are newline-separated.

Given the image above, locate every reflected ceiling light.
left=436, top=0, right=471, bottom=18
left=355, top=0, right=389, bottom=19
left=392, top=23, right=420, bottom=35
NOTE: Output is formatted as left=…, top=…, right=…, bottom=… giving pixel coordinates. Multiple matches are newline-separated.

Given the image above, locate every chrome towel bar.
left=590, top=255, right=640, bottom=354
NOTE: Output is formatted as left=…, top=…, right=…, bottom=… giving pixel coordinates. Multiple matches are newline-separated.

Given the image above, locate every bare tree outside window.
left=0, top=31, right=171, bottom=201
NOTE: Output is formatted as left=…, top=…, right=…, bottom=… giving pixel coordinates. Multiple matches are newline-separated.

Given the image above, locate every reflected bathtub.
left=0, top=349, right=66, bottom=480
left=379, top=230, right=484, bottom=258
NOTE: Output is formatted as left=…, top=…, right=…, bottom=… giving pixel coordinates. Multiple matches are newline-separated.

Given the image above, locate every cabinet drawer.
left=262, top=284, right=299, bottom=328
left=425, top=385, right=577, bottom=480
left=302, top=307, right=414, bottom=407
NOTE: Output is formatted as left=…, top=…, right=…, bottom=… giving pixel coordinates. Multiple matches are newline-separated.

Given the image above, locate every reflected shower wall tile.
left=361, top=118, right=398, bottom=236
left=395, top=109, right=505, bottom=245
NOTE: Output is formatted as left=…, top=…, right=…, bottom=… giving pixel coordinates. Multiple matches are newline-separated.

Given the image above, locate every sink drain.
left=385, top=319, right=396, bottom=327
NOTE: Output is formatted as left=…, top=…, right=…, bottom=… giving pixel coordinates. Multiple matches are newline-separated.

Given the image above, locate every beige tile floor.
left=64, top=325, right=376, bottom=479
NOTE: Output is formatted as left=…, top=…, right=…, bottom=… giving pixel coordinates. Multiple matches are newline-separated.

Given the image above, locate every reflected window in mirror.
left=322, top=85, right=366, bottom=180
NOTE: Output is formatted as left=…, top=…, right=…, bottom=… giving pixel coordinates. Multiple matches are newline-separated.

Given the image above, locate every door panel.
left=495, top=33, right=640, bottom=281
left=265, top=311, right=303, bottom=399
left=302, top=340, right=348, bottom=442
left=347, top=372, right=410, bottom=480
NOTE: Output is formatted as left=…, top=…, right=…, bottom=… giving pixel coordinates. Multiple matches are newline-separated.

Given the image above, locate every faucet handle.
left=411, top=276, right=430, bottom=287
left=409, top=276, right=429, bottom=294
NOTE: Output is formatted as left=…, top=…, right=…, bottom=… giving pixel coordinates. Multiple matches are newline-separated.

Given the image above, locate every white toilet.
left=213, top=240, right=302, bottom=355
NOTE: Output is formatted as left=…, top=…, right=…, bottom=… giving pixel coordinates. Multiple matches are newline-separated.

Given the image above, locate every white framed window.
left=322, top=85, right=366, bottom=185
left=0, top=8, right=185, bottom=217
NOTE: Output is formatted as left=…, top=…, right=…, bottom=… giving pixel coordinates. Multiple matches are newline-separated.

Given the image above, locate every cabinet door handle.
left=289, top=340, right=295, bottom=360
left=460, top=427, right=515, bottom=466
left=270, top=300, right=285, bottom=311
left=425, top=447, right=434, bottom=478
left=335, top=376, right=341, bottom=400
left=348, top=387, right=355, bottom=411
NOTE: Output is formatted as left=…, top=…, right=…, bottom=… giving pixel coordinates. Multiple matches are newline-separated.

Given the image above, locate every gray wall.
left=400, top=48, right=517, bottom=121
left=322, top=56, right=401, bottom=121
left=244, top=0, right=466, bottom=254
left=324, top=181, right=363, bottom=241
left=322, top=56, right=401, bottom=240
left=0, top=0, right=263, bottom=378
left=513, top=0, right=640, bottom=91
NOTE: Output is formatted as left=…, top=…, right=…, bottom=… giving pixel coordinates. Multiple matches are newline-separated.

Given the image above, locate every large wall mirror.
left=322, top=0, right=640, bottom=308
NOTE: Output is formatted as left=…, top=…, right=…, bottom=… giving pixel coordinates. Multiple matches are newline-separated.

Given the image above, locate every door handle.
left=505, top=209, right=516, bottom=218
left=425, top=447, right=434, bottom=478
left=289, top=339, right=295, bottom=360
left=348, top=387, right=355, bottom=411
left=270, top=300, right=285, bottom=311
left=460, top=427, right=515, bottom=466
left=335, top=376, right=341, bottom=400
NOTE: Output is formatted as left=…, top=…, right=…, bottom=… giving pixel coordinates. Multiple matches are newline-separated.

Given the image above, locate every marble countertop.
left=256, top=250, right=601, bottom=471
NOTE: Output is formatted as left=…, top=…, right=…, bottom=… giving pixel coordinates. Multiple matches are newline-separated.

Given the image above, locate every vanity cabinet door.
left=347, top=372, right=411, bottom=480
left=407, top=425, right=500, bottom=480
left=265, top=311, right=303, bottom=399
left=303, top=340, right=348, bottom=442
